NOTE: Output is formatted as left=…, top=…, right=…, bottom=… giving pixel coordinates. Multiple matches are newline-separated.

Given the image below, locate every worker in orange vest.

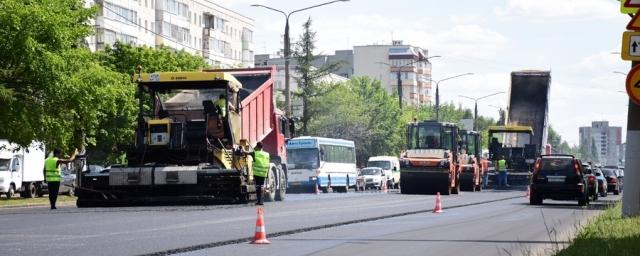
left=481, top=156, right=490, bottom=189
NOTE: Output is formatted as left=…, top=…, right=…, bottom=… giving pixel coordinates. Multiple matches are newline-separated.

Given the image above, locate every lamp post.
left=488, top=104, right=505, bottom=125
left=377, top=55, right=441, bottom=109
left=251, top=0, right=349, bottom=117
left=434, top=73, right=474, bottom=121
left=458, top=92, right=505, bottom=131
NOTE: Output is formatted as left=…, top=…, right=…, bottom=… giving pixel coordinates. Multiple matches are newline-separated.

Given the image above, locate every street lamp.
left=251, top=0, right=350, bottom=117
left=488, top=104, right=505, bottom=125
left=434, top=73, right=474, bottom=121
left=377, top=55, right=441, bottom=109
left=458, top=92, right=505, bottom=131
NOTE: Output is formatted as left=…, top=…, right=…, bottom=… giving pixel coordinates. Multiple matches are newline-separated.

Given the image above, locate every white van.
left=0, top=140, right=46, bottom=198
left=367, top=156, right=400, bottom=189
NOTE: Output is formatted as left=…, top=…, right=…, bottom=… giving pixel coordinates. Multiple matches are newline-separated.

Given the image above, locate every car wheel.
left=593, top=193, right=598, bottom=201
left=614, top=187, right=620, bottom=195
left=529, top=193, right=542, bottom=205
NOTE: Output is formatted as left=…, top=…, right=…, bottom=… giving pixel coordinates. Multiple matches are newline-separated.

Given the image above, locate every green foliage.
left=98, top=42, right=208, bottom=75
left=292, top=18, right=342, bottom=135
left=556, top=203, right=640, bottom=256
left=308, top=77, right=402, bottom=164
left=0, top=0, right=98, bottom=150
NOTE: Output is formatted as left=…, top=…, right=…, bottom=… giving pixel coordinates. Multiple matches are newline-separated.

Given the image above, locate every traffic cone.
left=433, top=192, right=443, bottom=213
left=382, top=179, right=388, bottom=194
left=525, top=186, right=530, bottom=198
left=251, top=207, right=270, bottom=244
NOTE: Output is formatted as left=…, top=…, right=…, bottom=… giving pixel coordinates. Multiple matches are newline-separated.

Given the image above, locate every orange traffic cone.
left=525, top=186, right=530, bottom=198
left=251, top=207, right=270, bottom=244
left=382, top=179, right=388, bottom=194
left=433, top=192, right=443, bottom=213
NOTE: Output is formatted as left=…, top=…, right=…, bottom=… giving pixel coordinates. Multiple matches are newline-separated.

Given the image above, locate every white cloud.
left=496, top=0, right=618, bottom=21
left=309, top=15, right=509, bottom=59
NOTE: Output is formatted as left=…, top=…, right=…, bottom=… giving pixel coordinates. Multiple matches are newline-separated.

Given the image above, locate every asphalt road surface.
left=0, top=189, right=618, bottom=256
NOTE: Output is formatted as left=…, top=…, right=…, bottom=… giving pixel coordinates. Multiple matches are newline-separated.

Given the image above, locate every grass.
left=556, top=203, right=640, bottom=256
left=0, top=195, right=76, bottom=208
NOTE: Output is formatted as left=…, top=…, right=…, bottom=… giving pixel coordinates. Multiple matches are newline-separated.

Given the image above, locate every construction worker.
left=248, top=142, right=269, bottom=206
left=213, top=94, right=227, bottom=118
left=496, top=155, right=508, bottom=187
left=481, top=156, right=490, bottom=188
left=44, top=148, right=77, bottom=210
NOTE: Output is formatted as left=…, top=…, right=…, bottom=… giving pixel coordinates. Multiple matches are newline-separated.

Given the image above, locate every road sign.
left=621, top=31, right=640, bottom=60
left=621, top=0, right=639, bottom=14
left=628, top=13, right=640, bottom=30
left=625, top=0, right=640, bottom=8
left=626, top=65, right=640, bottom=105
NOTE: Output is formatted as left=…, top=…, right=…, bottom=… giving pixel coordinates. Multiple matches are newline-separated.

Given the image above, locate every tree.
left=98, top=42, right=208, bottom=74
left=292, top=18, right=342, bottom=135
left=0, top=0, right=113, bottom=151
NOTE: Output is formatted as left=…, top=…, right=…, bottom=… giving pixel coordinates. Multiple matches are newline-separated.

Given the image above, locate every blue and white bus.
left=286, top=136, right=357, bottom=193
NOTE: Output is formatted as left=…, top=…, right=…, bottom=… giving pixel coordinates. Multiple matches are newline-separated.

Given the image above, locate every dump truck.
left=76, top=67, right=292, bottom=206
left=400, top=121, right=460, bottom=195
left=458, top=130, right=482, bottom=192
left=488, top=70, right=550, bottom=186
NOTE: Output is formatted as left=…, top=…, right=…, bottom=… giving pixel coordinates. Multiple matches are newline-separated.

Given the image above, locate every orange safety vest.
left=481, top=159, right=489, bottom=174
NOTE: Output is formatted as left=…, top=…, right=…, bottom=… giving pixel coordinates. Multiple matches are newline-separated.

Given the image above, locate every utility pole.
left=623, top=61, right=640, bottom=217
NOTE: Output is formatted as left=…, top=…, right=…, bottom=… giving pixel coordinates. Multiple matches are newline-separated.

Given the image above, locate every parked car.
left=41, top=165, right=76, bottom=196
left=359, top=167, right=385, bottom=190
left=581, top=162, right=598, bottom=201
left=594, top=167, right=608, bottom=197
left=602, top=168, right=621, bottom=195
left=529, top=155, right=589, bottom=206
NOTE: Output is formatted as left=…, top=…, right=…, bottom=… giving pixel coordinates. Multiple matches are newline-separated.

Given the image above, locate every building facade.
left=579, top=121, right=623, bottom=166
left=87, top=0, right=254, bottom=68
left=353, top=40, right=433, bottom=105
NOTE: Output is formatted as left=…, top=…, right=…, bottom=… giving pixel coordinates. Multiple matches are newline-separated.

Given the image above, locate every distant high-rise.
left=86, top=0, right=254, bottom=68
left=353, top=40, right=433, bottom=105
left=579, top=121, right=623, bottom=166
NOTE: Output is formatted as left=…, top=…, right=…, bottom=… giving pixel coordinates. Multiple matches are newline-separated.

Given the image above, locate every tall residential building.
left=353, top=40, right=433, bottom=105
left=87, top=0, right=254, bottom=68
left=579, top=121, right=623, bottom=166
left=254, top=52, right=349, bottom=117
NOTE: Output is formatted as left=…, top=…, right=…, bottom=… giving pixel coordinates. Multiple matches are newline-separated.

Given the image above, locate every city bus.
left=286, top=136, right=357, bottom=193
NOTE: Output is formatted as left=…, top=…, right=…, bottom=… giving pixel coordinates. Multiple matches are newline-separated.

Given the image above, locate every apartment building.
left=87, top=0, right=254, bottom=68
left=579, top=121, right=623, bottom=166
left=353, top=40, right=433, bottom=105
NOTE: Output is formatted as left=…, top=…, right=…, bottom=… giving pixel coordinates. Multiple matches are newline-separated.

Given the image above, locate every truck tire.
left=6, top=184, right=16, bottom=199
left=21, top=182, right=36, bottom=198
left=264, top=167, right=277, bottom=202
left=275, top=168, right=286, bottom=201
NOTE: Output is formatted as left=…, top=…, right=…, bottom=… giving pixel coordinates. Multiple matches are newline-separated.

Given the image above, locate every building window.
left=103, top=2, right=138, bottom=25
left=159, top=0, right=189, bottom=18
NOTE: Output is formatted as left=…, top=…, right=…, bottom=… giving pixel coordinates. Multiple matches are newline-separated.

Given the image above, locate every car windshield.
left=368, top=161, right=391, bottom=169
left=361, top=168, right=381, bottom=175
left=539, top=158, right=574, bottom=175
left=602, top=169, right=616, bottom=176
left=581, top=165, right=593, bottom=174
left=88, top=165, right=104, bottom=173
left=0, top=159, right=9, bottom=171
left=287, top=148, right=320, bottom=169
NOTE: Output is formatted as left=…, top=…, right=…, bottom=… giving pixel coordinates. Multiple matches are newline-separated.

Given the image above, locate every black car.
left=529, top=155, right=589, bottom=206
left=602, top=168, right=621, bottom=195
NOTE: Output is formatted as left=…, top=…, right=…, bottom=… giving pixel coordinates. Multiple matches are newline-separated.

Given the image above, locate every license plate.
left=547, top=176, right=565, bottom=183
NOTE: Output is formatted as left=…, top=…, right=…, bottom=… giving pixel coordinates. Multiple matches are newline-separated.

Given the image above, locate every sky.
left=213, top=0, right=631, bottom=146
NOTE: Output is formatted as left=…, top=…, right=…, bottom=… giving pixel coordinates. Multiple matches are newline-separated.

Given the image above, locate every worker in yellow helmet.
left=247, top=142, right=270, bottom=206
